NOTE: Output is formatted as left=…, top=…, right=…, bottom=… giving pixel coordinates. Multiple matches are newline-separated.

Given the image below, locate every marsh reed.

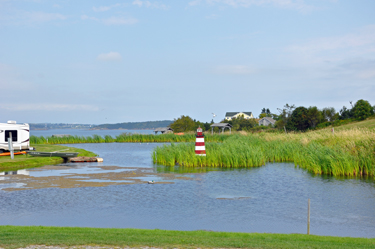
left=30, top=132, right=229, bottom=144
left=152, top=128, right=375, bottom=177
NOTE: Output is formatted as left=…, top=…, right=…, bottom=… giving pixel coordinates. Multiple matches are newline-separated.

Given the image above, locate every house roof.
left=259, top=117, right=276, bottom=124
left=154, top=127, right=173, bottom=132
left=210, top=123, right=233, bottom=128
left=225, top=112, right=252, bottom=117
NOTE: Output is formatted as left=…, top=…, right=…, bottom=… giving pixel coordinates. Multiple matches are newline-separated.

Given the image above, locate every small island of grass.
left=0, top=144, right=97, bottom=172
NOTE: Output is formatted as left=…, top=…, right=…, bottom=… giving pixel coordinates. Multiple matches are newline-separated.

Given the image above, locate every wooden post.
left=8, top=132, right=14, bottom=160
left=307, top=199, right=310, bottom=235
left=284, top=126, right=287, bottom=134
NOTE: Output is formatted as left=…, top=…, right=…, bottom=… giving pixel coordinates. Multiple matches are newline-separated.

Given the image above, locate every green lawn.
left=0, top=144, right=97, bottom=172
left=0, top=226, right=374, bottom=249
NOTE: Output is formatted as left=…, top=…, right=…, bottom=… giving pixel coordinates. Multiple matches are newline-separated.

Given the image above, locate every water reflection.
left=0, top=169, right=29, bottom=176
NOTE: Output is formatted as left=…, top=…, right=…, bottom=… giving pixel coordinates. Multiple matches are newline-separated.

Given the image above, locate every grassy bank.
left=30, top=133, right=229, bottom=144
left=323, top=118, right=375, bottom=131
left=0, top=144, right=97, bottom=172
left=0, top=226, right=374, bottom=249
left=153, top=128, right=375, bottom=177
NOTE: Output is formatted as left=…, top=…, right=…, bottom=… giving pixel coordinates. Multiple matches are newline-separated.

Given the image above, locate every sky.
left=1, top=0, right=374, bottom=124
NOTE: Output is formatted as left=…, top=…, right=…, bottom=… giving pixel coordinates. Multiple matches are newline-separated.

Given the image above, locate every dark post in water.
left=307, top=198, right=310, bottom=235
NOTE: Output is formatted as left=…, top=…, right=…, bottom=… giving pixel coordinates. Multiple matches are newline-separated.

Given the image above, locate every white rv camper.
left=0, top=121, right=30, bottom=153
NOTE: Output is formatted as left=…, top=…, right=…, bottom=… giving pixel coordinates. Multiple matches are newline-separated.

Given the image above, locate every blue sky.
left=1, top=0, right=374, bottom=124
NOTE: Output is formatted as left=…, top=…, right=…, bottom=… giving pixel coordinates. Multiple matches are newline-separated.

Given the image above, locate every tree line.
left=275, top=99, right=374, bottom=131
left=93, top=120, right=173, bottom=130
left=169, top=99, right=374, bottom=132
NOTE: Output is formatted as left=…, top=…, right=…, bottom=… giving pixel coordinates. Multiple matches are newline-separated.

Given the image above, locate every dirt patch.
left=0, top=165, right=194, bottom=191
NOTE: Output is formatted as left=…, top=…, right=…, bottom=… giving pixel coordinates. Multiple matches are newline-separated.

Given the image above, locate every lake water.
left=30, top=129, right=154, bottom=138
left=0, top=142, right=374, bottom=238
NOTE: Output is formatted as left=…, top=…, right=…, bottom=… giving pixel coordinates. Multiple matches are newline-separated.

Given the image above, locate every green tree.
left=306, top=106, right=323, bottom=129
left=339, top=106, right=353, bottom=120
left=286, top=106, right=309, bottom=131
left=203, top=122, right=211, bottom=131
left=260, top=108, right=273, bottom=118
left=352, top=99, right=373, bottom=120
left=322, top=107, right=338, bottom=122
left=226, top=115, right=257, bottom=131
left=276, top=104, right=295, bottom=129
left=170, top=115, right=196, bottom=132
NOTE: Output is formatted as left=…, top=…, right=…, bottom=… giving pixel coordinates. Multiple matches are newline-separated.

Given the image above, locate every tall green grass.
left=153, top=128, right=375, bottom=177
left=30, top=133, right=229, bottom=144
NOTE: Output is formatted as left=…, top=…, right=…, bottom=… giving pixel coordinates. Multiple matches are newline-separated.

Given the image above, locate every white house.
left=225, top=112, right=254, bottom=121
left=258, top=117, right=276, bottom=126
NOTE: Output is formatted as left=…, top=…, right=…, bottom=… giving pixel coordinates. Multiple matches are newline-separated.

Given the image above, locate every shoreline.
left=0, top=144, right=97, bottom=172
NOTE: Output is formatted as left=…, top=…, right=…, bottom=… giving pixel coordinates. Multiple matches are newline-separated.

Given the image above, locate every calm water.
left=1, top=143, right=374, bottom=238
left=31, top=129, right=154, bottom=138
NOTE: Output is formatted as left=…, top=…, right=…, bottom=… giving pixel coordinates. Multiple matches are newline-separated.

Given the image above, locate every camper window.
left=5, top=130, right=18, bottom=142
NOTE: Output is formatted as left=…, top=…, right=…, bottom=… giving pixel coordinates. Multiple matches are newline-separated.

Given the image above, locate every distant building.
left=258, top=117, right=276, bottom=126
left=210, top=123, right=233, bottom=134
left=154, top=127, right=173, bottom=134
left=225, top=112, right=254, bottom=121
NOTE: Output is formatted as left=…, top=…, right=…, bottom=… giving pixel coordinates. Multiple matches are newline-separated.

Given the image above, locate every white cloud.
left=288, top=25, right=375, bottom=54
left=188, top=0, right=315, bottom=12
left=0, top=10, right=67, bottom=25
left=102, top=16, right=138, bottom=25
left=283, top=26, right=375, bottom=83
left=97, top=52, right=122, bottom=61
left=214, top=65, right=256, bottom=74
left=205, top=14, right=218, bottom=19
left=188, top=0, right=202, bottom=6
left=0, top=104, right=99, bottom=111
left=92, top=4, right=122, bottom=12
left=25, top=11, right=66, bottom=22
left=0, top=63, right=30, bottom=90
left=286, top=25, right=375, bottom=67
left=132, top=0, right=169, bottom=9
left=81, top=15, right=138, bottom=25
left=358, top=69, right=375, bottom=79
left=93, top=6, right=111, bottom=12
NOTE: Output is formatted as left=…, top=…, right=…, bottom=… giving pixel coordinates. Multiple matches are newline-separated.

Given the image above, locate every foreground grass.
left=0, top=226, right=374, bottom=249
left=0, top=144, right=97, bottom=172
left=153, top=128, right=375, bottom=177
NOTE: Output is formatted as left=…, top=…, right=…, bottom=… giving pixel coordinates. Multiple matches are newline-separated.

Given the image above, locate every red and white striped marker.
left=195, top=127, right=206, bottom=156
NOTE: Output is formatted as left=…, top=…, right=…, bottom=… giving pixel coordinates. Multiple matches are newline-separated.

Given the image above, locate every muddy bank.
left=0, top=164, right=193, bottom=191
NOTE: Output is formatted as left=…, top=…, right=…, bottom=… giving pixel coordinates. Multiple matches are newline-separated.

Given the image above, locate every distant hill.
left=30, top=123, right=93, bottom=130
left=92, top=120, right=173, bottom=130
